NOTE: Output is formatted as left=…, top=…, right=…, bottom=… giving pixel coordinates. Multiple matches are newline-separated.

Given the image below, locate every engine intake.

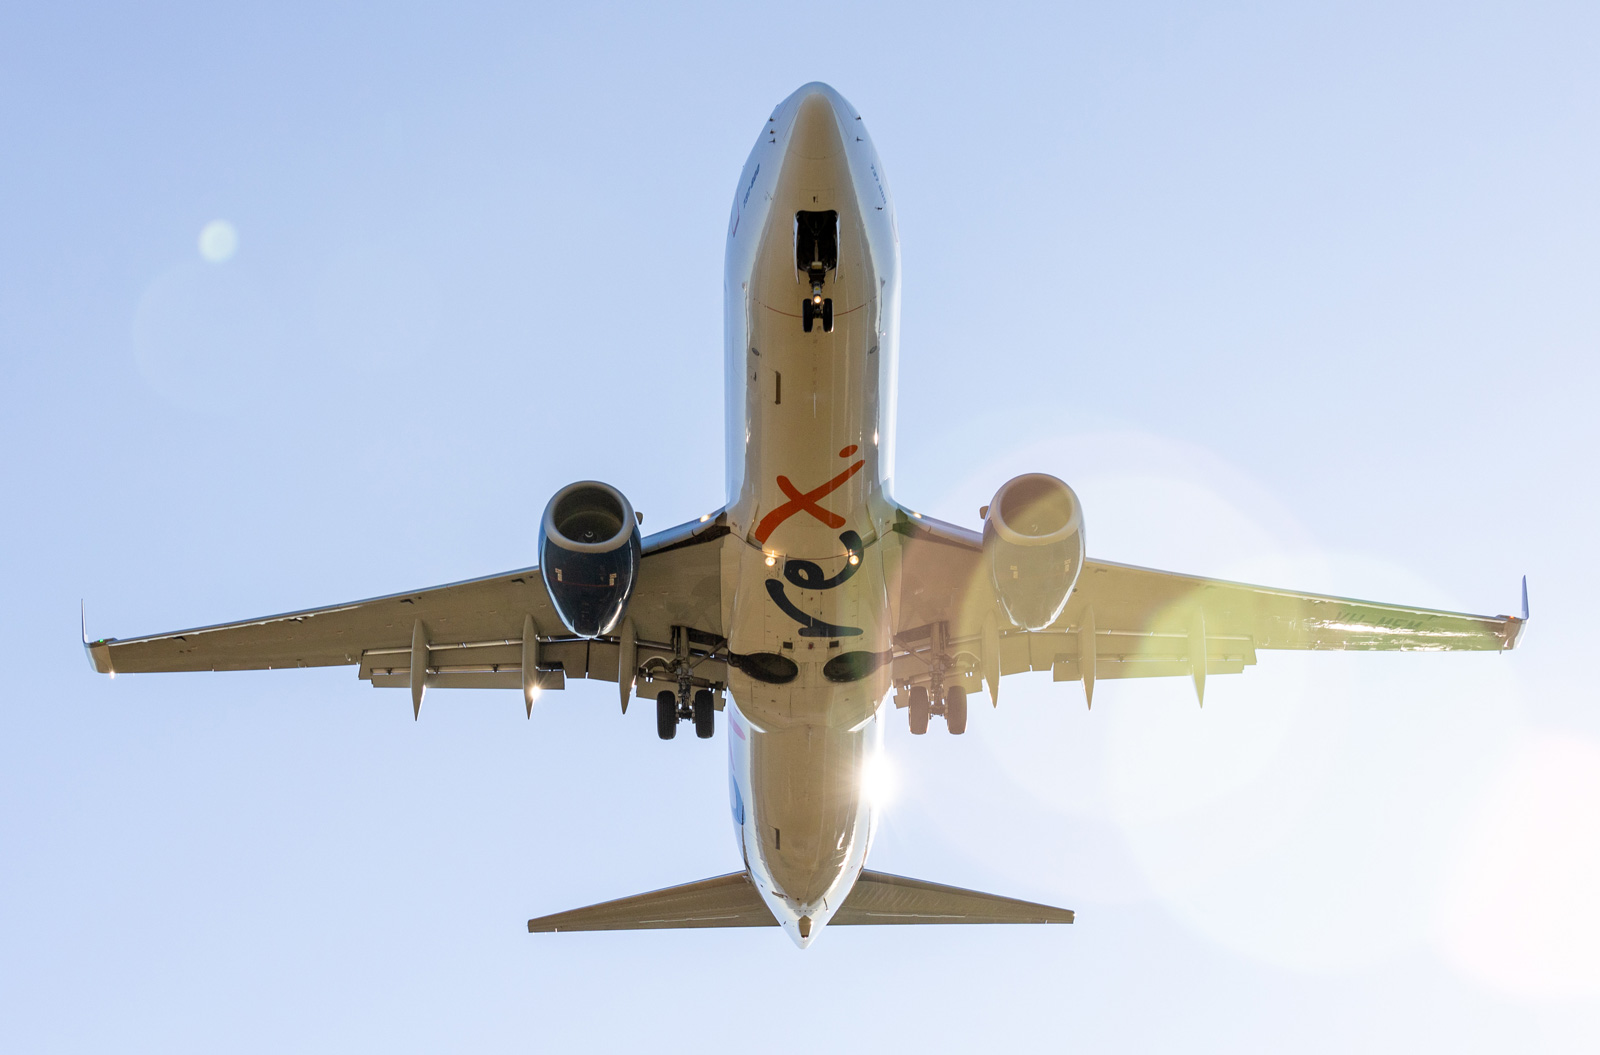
left=982, top=473, right=1085, bottom=631
left=538, top=481, right=642, bottom=638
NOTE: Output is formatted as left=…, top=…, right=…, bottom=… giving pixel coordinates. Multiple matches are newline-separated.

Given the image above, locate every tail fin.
left=527, top=869, right=1072, bottom=933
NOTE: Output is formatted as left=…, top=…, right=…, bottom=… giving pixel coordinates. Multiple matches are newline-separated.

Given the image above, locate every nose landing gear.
left=801, top=292, right=833, bottom=333
left=796, top=210, right=837, bottom=333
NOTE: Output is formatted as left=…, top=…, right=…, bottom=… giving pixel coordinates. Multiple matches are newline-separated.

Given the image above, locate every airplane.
left=84, top=82, right=1528, bottom=948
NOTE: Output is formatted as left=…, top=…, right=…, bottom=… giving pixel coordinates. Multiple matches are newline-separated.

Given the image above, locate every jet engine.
left=982, top=473, right=1085, bottom=631
left=538, top=481, right=642, bottom=638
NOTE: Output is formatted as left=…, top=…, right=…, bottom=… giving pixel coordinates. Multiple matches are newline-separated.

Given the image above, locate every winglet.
left=1502, top=576, right=1530, bottom=651
left=81, top=602, right=114, bottom=675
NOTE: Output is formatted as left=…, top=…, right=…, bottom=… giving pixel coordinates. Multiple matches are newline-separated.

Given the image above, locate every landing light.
left=848, top=553, right=859, bottom=566
left=764, top=553, right=777, bottom=567
left=813, top=294, right=823, bottom=305
left=699, top=514, right=711, bottom=523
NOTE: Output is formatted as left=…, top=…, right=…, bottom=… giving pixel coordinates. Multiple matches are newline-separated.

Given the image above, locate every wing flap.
left=357, top=638, right=729, bottom=694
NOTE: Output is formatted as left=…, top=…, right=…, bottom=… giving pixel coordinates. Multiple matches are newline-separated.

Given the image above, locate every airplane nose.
left=787, top=88, right=844, bottom=161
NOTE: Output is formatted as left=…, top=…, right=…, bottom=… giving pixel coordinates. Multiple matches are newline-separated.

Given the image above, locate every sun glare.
left=860, top=752, right=895, bottom=807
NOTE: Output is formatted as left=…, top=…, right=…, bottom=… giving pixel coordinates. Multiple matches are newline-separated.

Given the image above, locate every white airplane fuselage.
left=83, top=81, right=1522, bottom=949
left=719, top=84, right=901, bottom=947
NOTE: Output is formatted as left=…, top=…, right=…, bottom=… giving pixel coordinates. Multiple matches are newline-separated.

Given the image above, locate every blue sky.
left=3, top=2, right=1598, bottom=1051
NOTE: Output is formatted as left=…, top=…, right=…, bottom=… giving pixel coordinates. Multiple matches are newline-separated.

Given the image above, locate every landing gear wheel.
left=693, top=689, right=715, bottom=739
left=656, top=690, right=678, bottom=740
left=821, top=298, right=833, bottom=332
left=802, top=298, right=816, bottom=332
left=945, top=685, right=968, bottom=735
left=908, top=686, right=930, bottom=736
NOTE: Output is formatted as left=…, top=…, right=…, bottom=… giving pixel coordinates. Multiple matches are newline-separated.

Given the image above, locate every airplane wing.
left=85, top=514, right=732, bottom=711
left=887, top=510, right=1526, bottom=704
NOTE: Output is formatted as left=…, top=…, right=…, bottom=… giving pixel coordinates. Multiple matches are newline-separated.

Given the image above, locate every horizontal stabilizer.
left=528, top=872, right=773, bottom=932
left=834, top=870, right=1074, bottom=925
left=527, top=869, right=1072, bottom=933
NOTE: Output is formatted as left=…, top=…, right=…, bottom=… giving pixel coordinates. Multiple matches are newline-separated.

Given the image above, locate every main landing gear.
left=898, top=620, right=967, bottom=736
left=656, top=690, right=677, bottom=740
left=906, top=684, right=968, bottom=736
left=653, top=625, right=720, bottom=741
left=656, top=688, right=716, bottom=740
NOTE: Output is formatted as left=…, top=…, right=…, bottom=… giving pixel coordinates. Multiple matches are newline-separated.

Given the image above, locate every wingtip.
left=82, top=601, right=96, bottom=673
left=1500, top=576, right=1530, bottom=651
left=81, top=603, right=114, bottom=675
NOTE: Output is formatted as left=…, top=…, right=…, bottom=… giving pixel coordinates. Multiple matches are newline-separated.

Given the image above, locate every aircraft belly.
left=725, top=543, right=891, bottom=722
left=724, top=546, right=889, bottom=943
left=728, top=700, right=881, bottom=939
left=717, top=82, right=903, bottom=947
left=737, top=101, right=885, bottom=562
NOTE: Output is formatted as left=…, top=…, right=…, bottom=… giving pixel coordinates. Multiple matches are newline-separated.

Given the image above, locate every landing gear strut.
left=796, top=209, right=837, bottom=334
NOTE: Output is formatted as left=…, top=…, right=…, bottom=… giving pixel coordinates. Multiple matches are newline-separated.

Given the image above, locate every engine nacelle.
left=982, top=473, right=1085, bottom=631
left=538, top=481, right=642, bottom=638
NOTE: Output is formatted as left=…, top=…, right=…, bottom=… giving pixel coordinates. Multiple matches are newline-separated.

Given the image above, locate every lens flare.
left=860, top=752, right=895, bottom=807
left=198, top=220, right=238, bottom=263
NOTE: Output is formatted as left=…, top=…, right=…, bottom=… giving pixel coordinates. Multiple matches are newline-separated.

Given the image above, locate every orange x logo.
left=754, top=450, right=864, bottom=544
